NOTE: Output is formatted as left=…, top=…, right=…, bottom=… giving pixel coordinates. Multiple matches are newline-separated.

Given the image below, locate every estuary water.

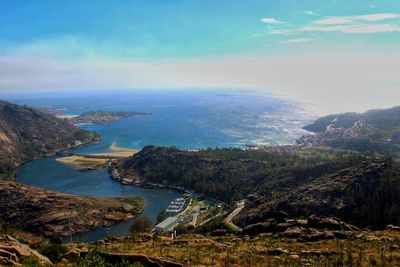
left=11, top=90, right=315, bottom=241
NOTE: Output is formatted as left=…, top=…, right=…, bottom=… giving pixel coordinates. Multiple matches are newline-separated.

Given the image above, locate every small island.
left=68, top=111, right=151, bottom=125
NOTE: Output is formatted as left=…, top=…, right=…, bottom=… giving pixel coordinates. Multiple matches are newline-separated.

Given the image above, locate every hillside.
left=0, top=100, right=99, bottom=179
left=304, top=106, right=400, bottom=133
left=235, top=160, right=400, bottom=230
left=299, top=106, right=400, bottom=155
left=120, top=146, right=400, bottom=229
left=2, top=228, right=400, bottom=266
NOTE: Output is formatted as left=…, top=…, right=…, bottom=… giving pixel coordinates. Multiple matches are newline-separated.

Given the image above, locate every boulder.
left=243, top=222, right=275, bottom=235
left=210, top=229, right=227, bottom=237
left=318, top=217, right=341, bottom=230
left=386, top=225, right=400, bottom=231
left=0, top=235, right=52, bottom=265
left=279, top=226, right=305, bottom=238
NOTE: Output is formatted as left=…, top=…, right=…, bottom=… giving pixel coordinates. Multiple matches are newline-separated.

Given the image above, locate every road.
left=224, top=200, right=245, bottom=231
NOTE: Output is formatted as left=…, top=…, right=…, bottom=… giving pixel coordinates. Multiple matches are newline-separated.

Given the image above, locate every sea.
left=3, top=90, right=316, bottom=241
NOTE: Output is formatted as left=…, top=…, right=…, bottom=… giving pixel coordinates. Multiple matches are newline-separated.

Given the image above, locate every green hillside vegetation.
left=304, top=106, right=400, bottom=133
left=300, top=106, right=400, bottom=155
left=0, top=100, right=99, bottom=180
left=121, top=146, right=400, bottom=229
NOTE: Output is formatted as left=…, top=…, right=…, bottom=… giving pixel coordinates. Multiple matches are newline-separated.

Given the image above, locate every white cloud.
left=370, top=5, right=376, bottom=9
left=313, top=13, right=400, bottom=25
left=304, top=10, right=315, bottom=16
left=303, top=24, right=400, bottom=34
left=357, top=13, right=400, bottom=21
left=313, top=17, right=354, bottom=25
left=261, top=17, right=283, bottom=24
left=269, top=12, right=400, bottom=35
left=279, top=38, right=313, bottom=44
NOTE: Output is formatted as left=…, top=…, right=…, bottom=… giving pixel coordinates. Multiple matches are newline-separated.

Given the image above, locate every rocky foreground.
left=2, top=227, right=400, bottom=266
left=0, top=181, right=143, bottom=238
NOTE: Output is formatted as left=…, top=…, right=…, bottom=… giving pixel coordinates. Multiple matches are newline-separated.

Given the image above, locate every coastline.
left=56, top=143, right=138, bottom=168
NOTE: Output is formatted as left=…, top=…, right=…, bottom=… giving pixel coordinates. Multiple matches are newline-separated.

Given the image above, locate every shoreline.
left=56, top=143, right=138, bottom=168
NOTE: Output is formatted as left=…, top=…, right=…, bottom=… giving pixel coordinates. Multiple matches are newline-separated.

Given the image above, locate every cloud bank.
left=1, top=52, right=399, bottom=115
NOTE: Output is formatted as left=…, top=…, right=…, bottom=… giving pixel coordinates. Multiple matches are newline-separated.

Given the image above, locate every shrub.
left=37, top=241, right=68, bottom=263
left=129, top=217, right=152, bottom=235
left=83, top=246, right=106, bottom=267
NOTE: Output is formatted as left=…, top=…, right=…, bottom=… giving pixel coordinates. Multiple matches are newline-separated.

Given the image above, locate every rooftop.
left=155, top=216, right=179, bottom=229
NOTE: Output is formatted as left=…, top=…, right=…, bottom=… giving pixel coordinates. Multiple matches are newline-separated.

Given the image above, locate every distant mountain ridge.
left=300, top=106, right=400, bottom=155
left=0, top=100, right=98, bottom=179
left=304, top=106, right=400, bottom=133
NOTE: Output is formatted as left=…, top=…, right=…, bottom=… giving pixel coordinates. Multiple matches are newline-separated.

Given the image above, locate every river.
left=17, top=157, right=181, bottom=242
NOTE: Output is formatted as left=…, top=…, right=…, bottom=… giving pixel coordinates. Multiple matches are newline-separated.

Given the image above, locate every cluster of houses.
left=297, top=120, right=372, bottom=147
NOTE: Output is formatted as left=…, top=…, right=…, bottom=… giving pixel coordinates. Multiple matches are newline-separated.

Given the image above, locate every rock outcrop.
left=235, top=162, right=392, bottom=229
left=243, top=214, right=358, bottom=241
left=0, top=181, right=143, bottom=237
left=0, top=235, right=51, bottom=266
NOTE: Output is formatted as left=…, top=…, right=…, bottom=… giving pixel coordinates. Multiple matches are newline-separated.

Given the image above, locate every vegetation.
left=122, top=146, right=400, bottom=229
left=22, top=256, right=51, bottom=267
left=304, top=106, right=400, bottom=133
left=37, top=241, right=68, bottom=263
left=0, top=100, right=99, bottom=180
left=82, top=246, right=107, bottom=267
left=75, top=231, right=400, bottom=267
left=122, top=145, right=363, bottom=202
left=71, top=111, right=150, bottom=125
left=129, top=217, right=153, bottom=235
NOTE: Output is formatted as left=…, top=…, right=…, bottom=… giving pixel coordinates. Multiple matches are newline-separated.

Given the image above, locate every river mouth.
left=17, top=156, right=181, bottom=242
left=12, top=91, right=314, bottom=242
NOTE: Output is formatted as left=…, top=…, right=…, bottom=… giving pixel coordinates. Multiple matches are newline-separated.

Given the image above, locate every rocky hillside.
left=304, top=106, right=400, bottom=133
left=121, top=146, right=400, bottom=229
left=300, top=106, right=400, bottom=155
left=3, top=229, right=399, bottom=266
left=235, top=161, right=400, bottom=229
left=0, top=181, right=143, bottom=238
left=0, top=100, right=99, bottom=179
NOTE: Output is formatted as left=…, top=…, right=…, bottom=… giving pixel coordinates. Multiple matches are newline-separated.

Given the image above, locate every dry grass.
left=65, top=231, right=400, bottom=266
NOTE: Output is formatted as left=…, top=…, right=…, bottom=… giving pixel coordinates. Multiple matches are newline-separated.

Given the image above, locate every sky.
left=0, top=0, right=400, bottom=114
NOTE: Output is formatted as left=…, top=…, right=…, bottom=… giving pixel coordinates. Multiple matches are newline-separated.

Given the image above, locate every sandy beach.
left=56, top=143, right=138, bottom=167
left=89, top=143, right=138, bottom=157
left=56, top=155, right=108, bottom=167
left=55, top=114, right=79, bottom=120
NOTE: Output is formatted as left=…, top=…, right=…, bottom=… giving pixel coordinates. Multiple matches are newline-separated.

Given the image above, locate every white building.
left=154, top=216, right=179, bottom=233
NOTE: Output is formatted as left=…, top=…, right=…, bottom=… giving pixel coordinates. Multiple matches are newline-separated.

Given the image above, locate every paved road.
left=224, top=200, right=245, bottom=231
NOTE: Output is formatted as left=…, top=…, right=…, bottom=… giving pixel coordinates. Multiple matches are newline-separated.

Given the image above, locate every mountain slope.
left=0, top=100, right=98, bottom=179
left=300, top=106, right=400, bottom=155
left=235, top=160, right=400, bottom=229
left=304, top=106, right=400, bottom=133
left=121, top=146, right=400, bottom=229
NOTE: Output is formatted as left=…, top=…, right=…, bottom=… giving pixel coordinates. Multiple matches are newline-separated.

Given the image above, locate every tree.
left=129, top=217, right=152, bottom=235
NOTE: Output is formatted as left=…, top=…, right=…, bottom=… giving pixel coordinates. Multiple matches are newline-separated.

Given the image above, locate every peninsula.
left=67, top=111, right=151, bottom=125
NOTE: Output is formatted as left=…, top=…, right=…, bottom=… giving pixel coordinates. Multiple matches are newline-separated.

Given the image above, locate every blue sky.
left=1, top=0, right=400, bottom=113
